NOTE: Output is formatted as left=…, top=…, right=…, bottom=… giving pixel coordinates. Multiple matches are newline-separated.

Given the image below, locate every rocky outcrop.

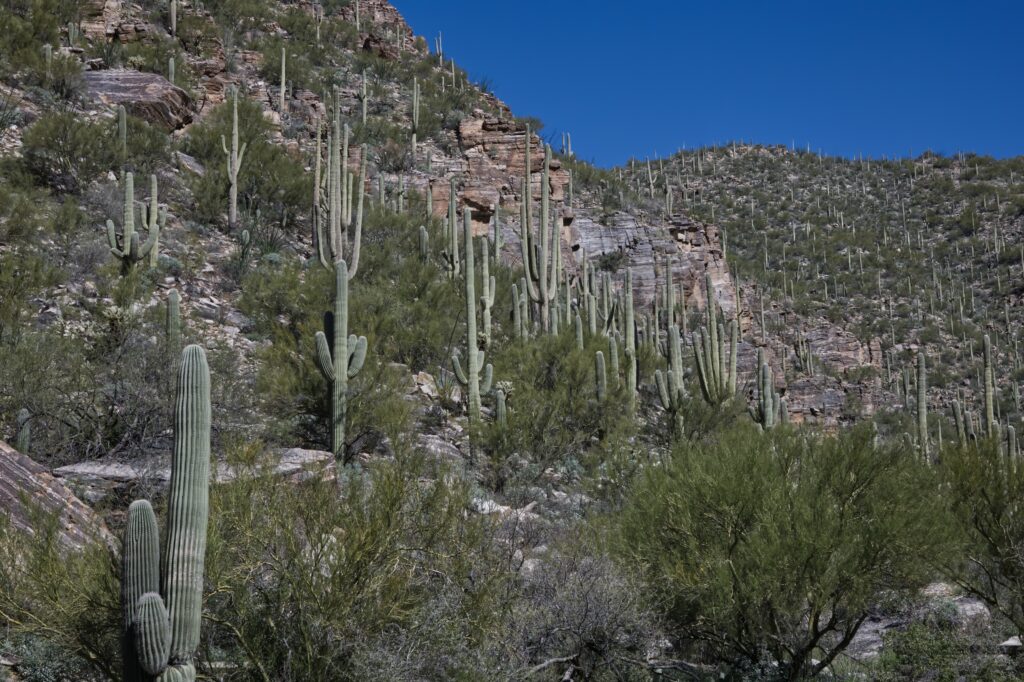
left=83, top=69, right=194, bottom=130
left=0, top=441, right=111, bottom=551
left=55, top=447, right=334, bottom=503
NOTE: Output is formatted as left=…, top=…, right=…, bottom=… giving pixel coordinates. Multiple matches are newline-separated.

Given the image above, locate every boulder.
left=83, top=69, right=193, bottom=130
left=0, top=440, right=111, bottom=551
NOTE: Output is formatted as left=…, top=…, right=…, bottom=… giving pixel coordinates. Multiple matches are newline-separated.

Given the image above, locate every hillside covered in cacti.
left=2, top=1, right=1024, bottom=680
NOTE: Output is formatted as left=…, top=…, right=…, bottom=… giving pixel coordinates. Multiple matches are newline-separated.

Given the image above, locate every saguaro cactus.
left=984, top=335, right=996, bottom=437
left=693, top=273, right=737, bottom=405
left=14, top=409, right=30, bottom=454
left=166, top=289, right=181, bottom=361
left=279, top=47, right=287, bottom=116
left=121, top=345, right=210, bottom=682
left=519, top=145, right=559, bottom=332
left=749, top=349, right=780, bottom=430
left=411, top=77, right=420, bottom=157
left=221, top=87, right=247, bottom=228
left=479, top=236, right=495, bottom=349
left=917, top=350, right=928, bottom=457
left=655, top=326, right=686, bottom=438
left=317, top=142, right=366, bottom=279
left=595, top=351, right=607, bottom=403
left=624, top=268, right=637, bottom=412
left=313, top=261, right=367, bottom=468
left=442, top=178, right=460, bottom=279
left=108, top=172, right=160, bottom=275
left=452, top=208, right=493, bottom=422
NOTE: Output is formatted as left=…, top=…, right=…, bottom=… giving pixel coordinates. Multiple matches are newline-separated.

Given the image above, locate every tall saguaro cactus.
left=655, top=326, right=686, bottom=438
left=917, top=350, right=928, bottom=457
left=14, top=409, right=30, bottom=454
left=984, top=335, right=996, bottom=438
left=519, top=145, right=559, bottom=332
left=624, top=268, right=637, bottom=412
left=221, top=87, right=247, bottom=228
left=479, top=236, right=495, bottom=349
left=318, top=139, right=366, bottom=279
left=411, top=77, right=420, bottom=157
left=452, top=208, right=493, bottom=422
left=121, top=345, right=210, bottom=682
left=314, top=261, right=368, bottom=469
left=279, top=47, right=286, bottom=116
left=693, top=273, right=737, bottom=405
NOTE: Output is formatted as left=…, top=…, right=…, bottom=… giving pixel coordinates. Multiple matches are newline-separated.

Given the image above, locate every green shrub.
left=21, top=112, right=113, bottom=192
left=181, top=92, right=309, bottom=228
left=940, top=439, right=1024, bottom=633
left=612, top=425, right=948, bottom=679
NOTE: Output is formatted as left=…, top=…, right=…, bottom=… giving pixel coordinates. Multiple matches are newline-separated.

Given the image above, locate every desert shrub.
left=0, top=0, right=78, bottom=78
left=613, top=425, right=948, bottom=679
left=876, top=621, right=1019, bottom=681
left=0, top=509, right=119, bottom=681
left=20, top=112, right=113, bottom=192
left=940, top=439, right=1024, bottom=633
left=201, top=451, right=503, bottom=679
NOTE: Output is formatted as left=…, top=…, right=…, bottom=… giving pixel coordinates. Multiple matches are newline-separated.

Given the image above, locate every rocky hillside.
left=3, top=0, right=1024, bottom=680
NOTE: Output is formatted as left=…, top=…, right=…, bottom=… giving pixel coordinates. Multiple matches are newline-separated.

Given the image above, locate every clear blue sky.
left=396, top=1, right=1024, bottom=167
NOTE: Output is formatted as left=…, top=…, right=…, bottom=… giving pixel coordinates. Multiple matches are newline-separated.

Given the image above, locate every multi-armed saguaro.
left=693, top=273, right=738, bottom=405
left=519, top=142, right=560, bottom=333
left=108, top=172, right=162, bottom=275
left=121, top=345, right=210, bottom=682
left=749, top=348, right=782, bottom=430
left=314, top=261, right=368, bottom=469
left=452, top=208, right=493, bottom=422
left=221, top=86, right=247, bottom=228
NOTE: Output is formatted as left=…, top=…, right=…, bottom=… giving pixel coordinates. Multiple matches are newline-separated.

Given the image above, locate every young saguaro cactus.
left=442, top=178, right=461, bottom=280
left=314, top=261, right=368, bottom=468
left=693, top=273, right=737, bottom=405
left=14, top=409, right=30, bottom=454
left=452, top=208, right=493, bottom=423
left=166, top=289, right=182, bottom=361
left=221, top=87, right=247, bottom=228
left=121, top=345, right=210, bottom=682
left=108, top=172, right=160, bottom=275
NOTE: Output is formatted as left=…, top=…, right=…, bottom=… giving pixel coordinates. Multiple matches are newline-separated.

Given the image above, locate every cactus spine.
left=451, top=209, right=493, bottom=422
left=221, top=87, right=247, bottom=228
left=917, top=350, right=928, bottom=457
left=314, top=262, right=367, bottom=467
left=108, top=172, right=160, bottom=274
left=121, top=345, right=210, bottom=682
left=693, top=273, right=737, bottom=405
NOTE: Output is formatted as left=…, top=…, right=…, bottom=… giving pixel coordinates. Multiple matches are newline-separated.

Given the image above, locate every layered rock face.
left=0, top=441, right=111, bottom=551
left=83, top=69, right=194, bottom=130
